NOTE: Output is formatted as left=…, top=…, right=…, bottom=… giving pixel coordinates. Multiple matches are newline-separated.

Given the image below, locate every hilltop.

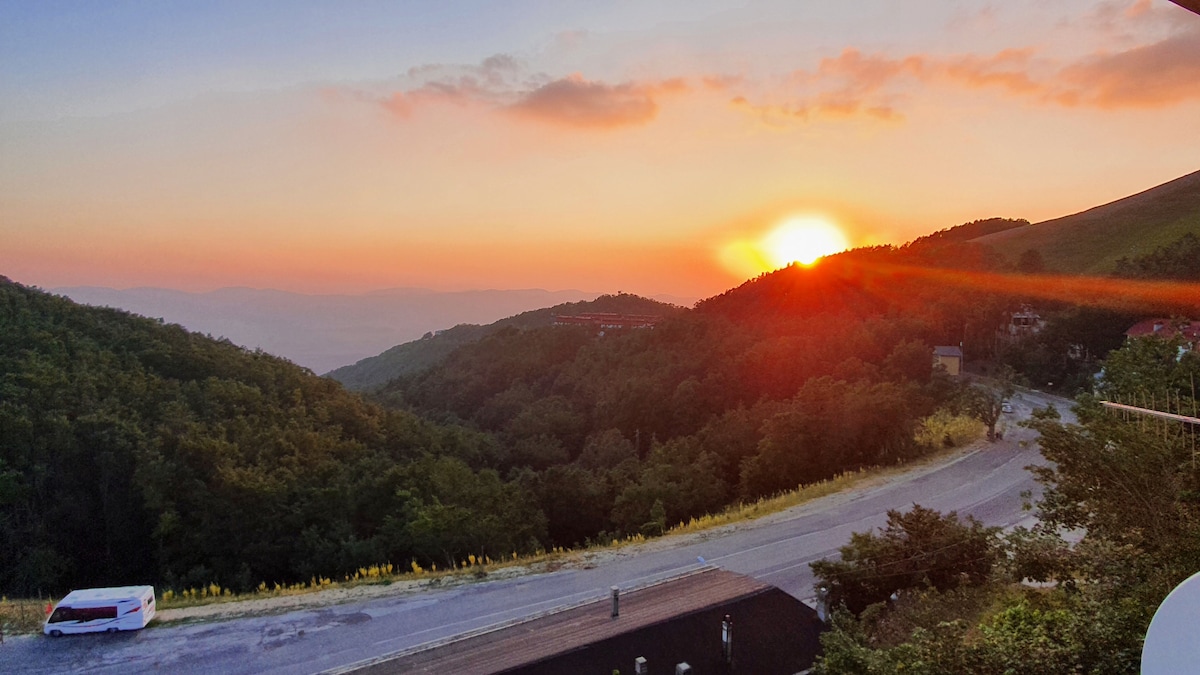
left=972, top=169, right=1200, bottom=274
left=55, top=286, right=602, bottom=374
left=328, top=293, right=685, bottom=391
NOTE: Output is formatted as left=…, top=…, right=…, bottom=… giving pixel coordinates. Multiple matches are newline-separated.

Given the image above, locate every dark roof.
left=1169, top=1, right=1199, bottom=16
left=347, top=568, right=822, bottom=675
left=933, top=345, right=963, bottom=358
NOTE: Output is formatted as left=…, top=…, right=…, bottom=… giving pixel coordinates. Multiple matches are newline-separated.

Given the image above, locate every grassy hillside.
left=973, top=169, right=1200, bottom=274
left=328, top=293, right=685, bottom=391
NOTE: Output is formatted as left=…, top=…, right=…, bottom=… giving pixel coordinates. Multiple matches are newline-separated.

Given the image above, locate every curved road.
left=1, top=390, right=1071, bottom=674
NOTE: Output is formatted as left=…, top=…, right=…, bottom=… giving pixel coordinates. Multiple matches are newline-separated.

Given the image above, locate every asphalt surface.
left=0, top=389, right=1071, bottom=674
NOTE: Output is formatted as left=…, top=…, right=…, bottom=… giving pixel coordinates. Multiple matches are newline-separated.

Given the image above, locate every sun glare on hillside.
left=765, top=216, right=849, bottom=267
left=716, top=214, right=852, bottom=281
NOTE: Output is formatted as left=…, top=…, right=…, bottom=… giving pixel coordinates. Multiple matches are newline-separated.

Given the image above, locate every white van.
left=44, top=586, right=156, bottom=637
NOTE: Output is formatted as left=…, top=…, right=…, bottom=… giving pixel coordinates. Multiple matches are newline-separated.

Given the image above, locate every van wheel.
left=49, top=630, right=63, bottom=637
left=106, top=627, right=119, bottom=633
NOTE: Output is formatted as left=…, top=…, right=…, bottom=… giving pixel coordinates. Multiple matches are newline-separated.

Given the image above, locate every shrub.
left=811, top=505, right=1001, bottom=614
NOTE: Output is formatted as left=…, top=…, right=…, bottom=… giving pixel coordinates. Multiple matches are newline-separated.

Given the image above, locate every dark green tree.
left=811, top=505, right=1000, bottom=615
left=965, top=367, right=1016, bottom=441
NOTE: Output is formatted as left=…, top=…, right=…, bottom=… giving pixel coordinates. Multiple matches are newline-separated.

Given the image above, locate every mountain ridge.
left=52, top=286, right=607, bottom=374
left=971, top=169, right=1200, bottom=274
left=327, top=293, right=687, bottom=390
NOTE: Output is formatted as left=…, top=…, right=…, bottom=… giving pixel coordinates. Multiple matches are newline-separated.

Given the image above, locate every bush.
left=914, top=410, right=985, bottom=449
left=811, top=505, right=1001, bottom=614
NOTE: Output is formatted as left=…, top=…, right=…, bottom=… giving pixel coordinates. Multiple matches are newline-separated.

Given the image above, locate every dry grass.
left=0, top=597, right=51, bottom=636
left=664, top=468, right=872, bottom=536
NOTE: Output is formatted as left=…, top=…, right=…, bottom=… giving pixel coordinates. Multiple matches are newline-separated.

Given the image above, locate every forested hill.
left=328, top=293, right=683, bottom=391
left=693, top=241, right=1013, bottom=338
left=373, top=245, right=987, bottom=553
left=373, top=224, right=1176, bottom=543
left=1, top=274, right=965, bottom=598
left=0, top=278, right=546, bottom=596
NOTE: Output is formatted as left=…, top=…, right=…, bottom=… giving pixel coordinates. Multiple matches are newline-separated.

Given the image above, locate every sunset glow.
left=2, top=1, right=1199, bottom=299
left=765, top=217, right=850, bottom=267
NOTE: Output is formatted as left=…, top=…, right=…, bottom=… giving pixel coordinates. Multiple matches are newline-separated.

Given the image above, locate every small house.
left=1004, top=306, right=1045, bottom=337
left=933, top=345, right=964, bottom=377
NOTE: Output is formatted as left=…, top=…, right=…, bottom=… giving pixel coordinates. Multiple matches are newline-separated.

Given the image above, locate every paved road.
left=0, top=390, right=1071, bottom=674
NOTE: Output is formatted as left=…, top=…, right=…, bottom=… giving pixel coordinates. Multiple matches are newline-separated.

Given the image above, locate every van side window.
left=48, top=606, right=118, bottom=622
left=80, top=607, right=118, bottom=621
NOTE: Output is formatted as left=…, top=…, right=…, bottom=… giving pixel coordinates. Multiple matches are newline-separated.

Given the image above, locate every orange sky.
left=2, top=0, right=1199, bottom=300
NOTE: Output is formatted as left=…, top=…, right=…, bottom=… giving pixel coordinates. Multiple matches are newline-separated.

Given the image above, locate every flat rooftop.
left=347, top=568, right=781, bottom=674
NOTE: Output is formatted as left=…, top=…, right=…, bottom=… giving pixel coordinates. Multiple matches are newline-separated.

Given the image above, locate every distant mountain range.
left=51, top=286, right=612, bottom=374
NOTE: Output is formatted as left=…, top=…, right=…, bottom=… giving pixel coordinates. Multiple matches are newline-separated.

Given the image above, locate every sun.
left=764, top=216, right=849, bottom=267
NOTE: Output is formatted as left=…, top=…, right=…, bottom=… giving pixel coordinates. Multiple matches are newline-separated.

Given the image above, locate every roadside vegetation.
left=0, top=597, right=48, bottom=636
left=0, top=415, right=983, bottom=635
left=810, top=334, right=1200, bottom=674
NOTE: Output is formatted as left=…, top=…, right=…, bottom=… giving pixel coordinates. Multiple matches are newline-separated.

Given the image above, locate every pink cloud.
left=367, top=22, right=1200, bottom=134
left=814, top=48, right=926, bottom=95
left=367, top=55, right=695, bottom=130
left=507, top=74, right=661, bottom=129
left=732, top=26, right=1200, bottom=126
left=1055, top=26, right=1200, bottom=108
left=941, top=48, right=1041, bottom=94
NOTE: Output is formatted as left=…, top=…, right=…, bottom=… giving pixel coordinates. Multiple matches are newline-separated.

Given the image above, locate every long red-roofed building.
left=553, top=313, right=662, bottom=331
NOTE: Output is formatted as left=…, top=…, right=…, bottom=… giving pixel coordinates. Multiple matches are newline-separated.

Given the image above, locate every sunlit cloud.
left=360, top=13, right=1200, bottom=136
left=373, top=54, right=533, bottom=119
left=812, top=48, right=925, bottom=95
left=942, top=49, right=1042, bottom=94
left=1054, top=26, right=1200, bottom=108
left=507, top=74, right=670, bottom=129
left=731, top=23, right=1200, bottom=126
left=367, top=55, right=695, bottom=130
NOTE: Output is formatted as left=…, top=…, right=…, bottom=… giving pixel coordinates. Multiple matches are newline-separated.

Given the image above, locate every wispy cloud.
left=732, top=22, right=1200, bottom=126
left=506, top=75, right=685, bottom=129
left=379, top=54, right=527, bottom=117
left=366, top=55, right=689, bottom=130
left=357, top=13, right=1200, bottom=134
